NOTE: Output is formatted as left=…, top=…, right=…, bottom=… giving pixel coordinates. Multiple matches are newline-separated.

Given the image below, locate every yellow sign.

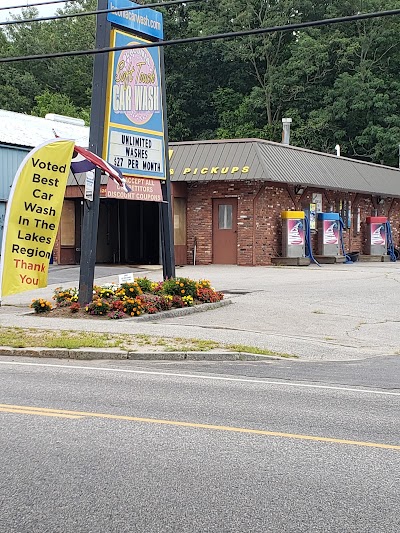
left=0, top=139, right=75, bottom=299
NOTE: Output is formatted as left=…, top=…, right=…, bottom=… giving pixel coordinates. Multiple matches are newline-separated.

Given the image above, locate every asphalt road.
left=1, top=357, right=399, bottom=532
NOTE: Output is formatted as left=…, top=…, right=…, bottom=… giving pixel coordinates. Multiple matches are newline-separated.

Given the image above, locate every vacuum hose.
left=338, top=218, right=353, bottom=263
left=385, top=221, right=397, bottom=262
left=304, top=215, right=320, bottom=266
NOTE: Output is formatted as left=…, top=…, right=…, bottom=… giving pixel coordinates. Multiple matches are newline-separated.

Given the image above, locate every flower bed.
left=30, top=277, right=224, bottom=319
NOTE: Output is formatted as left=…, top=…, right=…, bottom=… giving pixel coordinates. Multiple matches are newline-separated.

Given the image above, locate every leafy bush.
left=171, top=296, right=185, bottom=308
left=135, top=277, right=153, bottom=293
left=110, top=299, right=125, bottom=311
left=53, top=287, right=78, bottom=305
left=196, top=287, right=224, bottom=303
left=122, top=297, right=143, bottom=317
left=31, top=298, right=52, bottom=313
left=43, top=277, right=223, bottom=318
left=151, top=281, right=164, bottom=293
left=139, top=294, right=173, bottom=314
left=119, top=282, right=143, bottom=298
left=162, top=277, right=197, bottom=298
left=85, top=298, right=111, bottom=316
left=94, top=286, right=116, bottom=299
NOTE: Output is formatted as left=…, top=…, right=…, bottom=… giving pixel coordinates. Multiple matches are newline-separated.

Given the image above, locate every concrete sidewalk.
left=1, top=262, right=400, bottom=361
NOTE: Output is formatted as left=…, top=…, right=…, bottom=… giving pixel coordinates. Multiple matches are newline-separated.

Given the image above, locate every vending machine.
left=366, top=216, right=387, bottom=256
left=317, top=213, right=340, bottom=257
left=281, top=211, right=305, bottom=258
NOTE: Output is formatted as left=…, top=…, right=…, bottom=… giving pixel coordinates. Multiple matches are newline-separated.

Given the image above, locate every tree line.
left=1, top=0, right=400, bottom=166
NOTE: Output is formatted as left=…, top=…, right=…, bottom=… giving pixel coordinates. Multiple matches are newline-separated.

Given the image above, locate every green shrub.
left=95, top=286, right=116, bottom=299
left=31, top=298, right=52, bottom=313
left=53, top=287, right=78, bottom=305
left=122, top=297, right=143, bottom=317
left=135, top=277, right=153, bottom=293
left=119, top=282, right=143, bottom=298
left=162, top=277, right=197, bottom=298
left=85, top=298, right=111, bottom=316
left=139, top=294, right=173, bottom=313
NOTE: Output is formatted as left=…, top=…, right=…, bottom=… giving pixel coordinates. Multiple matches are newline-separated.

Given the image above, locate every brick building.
left=1, top=109, right=399, bottom=266
left=169, top=139, right=400, bottom=265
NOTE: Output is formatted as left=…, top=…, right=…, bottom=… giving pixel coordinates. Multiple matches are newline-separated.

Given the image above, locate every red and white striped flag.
left=71, top=145, right=131, bottom=193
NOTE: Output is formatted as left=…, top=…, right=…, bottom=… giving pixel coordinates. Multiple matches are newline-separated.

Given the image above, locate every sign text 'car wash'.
left=103, top=29, right=165, bottom=180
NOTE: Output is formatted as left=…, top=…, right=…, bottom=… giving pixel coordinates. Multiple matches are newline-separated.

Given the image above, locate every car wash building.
left=169, top=138, right=400, bottom=265
left=2, top=110, right=400, bottom=266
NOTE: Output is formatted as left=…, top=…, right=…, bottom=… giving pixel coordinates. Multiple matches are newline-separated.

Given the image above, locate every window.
left=218, top=204, right=233, bottom=229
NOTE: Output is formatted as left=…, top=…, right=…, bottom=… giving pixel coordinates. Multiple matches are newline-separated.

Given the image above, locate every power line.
left=0, top=0, right=73, bottom=12
left=0, top=0, right=198, bottom=26
left=1, top=8, right=400, bottom=64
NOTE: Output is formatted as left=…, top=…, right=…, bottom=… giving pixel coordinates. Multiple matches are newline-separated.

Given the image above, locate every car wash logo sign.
left=104, top=28, right=165, bottom=180
left=114, top=47, right=159, bottom=125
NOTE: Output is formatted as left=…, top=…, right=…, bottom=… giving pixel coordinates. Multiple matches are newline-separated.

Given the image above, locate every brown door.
left=212, top=198, right=238, bottom=264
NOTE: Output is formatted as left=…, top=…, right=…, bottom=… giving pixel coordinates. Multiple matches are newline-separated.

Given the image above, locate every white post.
left=282, top=118, right=292, bottom=145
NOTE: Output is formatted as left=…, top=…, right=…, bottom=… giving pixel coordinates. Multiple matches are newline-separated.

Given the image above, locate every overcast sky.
left=0, top=1, right=68, bottom=23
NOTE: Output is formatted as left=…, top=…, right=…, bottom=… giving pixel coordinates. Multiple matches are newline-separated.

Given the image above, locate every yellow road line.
left=0, top=407, right=83, bottom=419
left=0, top=403, right=399, bottom=451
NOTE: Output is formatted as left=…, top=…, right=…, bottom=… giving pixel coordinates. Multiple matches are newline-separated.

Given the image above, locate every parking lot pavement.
left=0, top=262, right=399, bottom=361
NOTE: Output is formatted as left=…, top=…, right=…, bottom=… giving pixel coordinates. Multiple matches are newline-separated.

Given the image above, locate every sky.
left=0, top=1, right=68, bottom=23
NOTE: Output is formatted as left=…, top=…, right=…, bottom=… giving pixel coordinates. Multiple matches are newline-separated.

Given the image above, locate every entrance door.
left=212, top=199, right=238, bottom=264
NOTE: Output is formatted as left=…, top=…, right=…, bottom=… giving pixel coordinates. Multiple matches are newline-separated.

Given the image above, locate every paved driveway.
left=1, top=262, right=399, bottom=361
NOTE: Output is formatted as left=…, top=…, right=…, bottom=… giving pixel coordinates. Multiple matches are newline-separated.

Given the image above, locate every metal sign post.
left=160, top=45, right=175, bottom=279
left=78, top=0, right=110, bottom=305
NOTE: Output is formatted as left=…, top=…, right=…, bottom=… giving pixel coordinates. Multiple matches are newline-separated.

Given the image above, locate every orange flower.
left=181, top=289, right=185, bottom=294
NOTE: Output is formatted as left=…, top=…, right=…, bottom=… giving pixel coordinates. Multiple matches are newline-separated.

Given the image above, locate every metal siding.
left=258, top=141, right=400, bottom=195
left=170, top=141, right=263, bottom=182
left=0, top=109, right=89, bottom=148
left=169, top=140, right=400, bottom=197
left=0, top=145, right=30, bottom=200
left=0, top=202, right=6, bottom=249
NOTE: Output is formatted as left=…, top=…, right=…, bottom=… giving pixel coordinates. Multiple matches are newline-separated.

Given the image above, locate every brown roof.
left=169, top=139, right=400, bottom=197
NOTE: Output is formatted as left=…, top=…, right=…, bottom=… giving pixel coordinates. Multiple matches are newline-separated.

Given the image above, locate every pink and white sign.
left=323, top=220, right=339, bottom=245
left=370, top=223, right=386, bottom=246
left=287, top=219, right=304, bottom=246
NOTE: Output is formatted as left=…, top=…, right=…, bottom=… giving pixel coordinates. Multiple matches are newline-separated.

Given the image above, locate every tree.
left=31, top=89, right=89, bottom=122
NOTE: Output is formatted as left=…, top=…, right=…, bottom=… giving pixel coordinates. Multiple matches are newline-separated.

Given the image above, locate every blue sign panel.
left=108, top=0, right=163, bottom=39
left=103, top=30, right=165, bottom=180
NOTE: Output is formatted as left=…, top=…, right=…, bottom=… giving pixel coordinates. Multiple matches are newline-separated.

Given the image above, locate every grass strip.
left=0, top=327, right=295, bottom=357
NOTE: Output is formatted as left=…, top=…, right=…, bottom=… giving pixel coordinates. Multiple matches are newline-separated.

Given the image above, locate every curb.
left=129, top=299, right=232, bottom=321
left=0, top=347, right=281, bottom=361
